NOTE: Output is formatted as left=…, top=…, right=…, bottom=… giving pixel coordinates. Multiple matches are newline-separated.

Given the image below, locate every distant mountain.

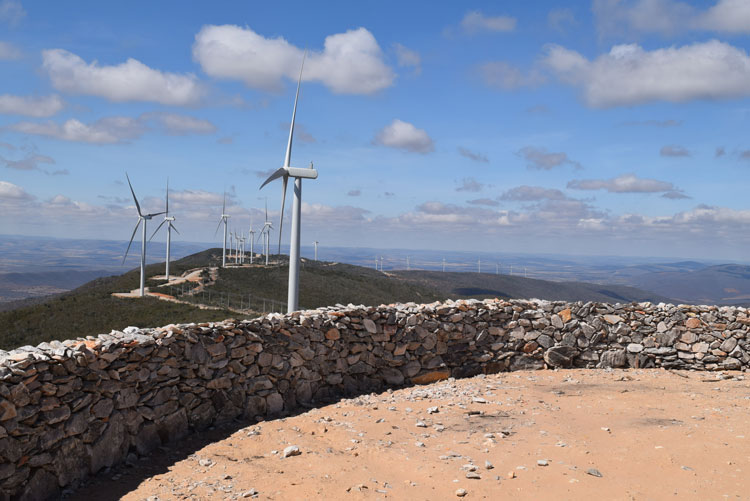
left=627, top=264, right=750, bottom=305
left=0, top=270, right=112, bottom=303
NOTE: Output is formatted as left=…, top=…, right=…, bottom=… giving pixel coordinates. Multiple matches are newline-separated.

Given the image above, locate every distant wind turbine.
left=248, top=222, right=256, bottom=264
left=214, top=193, right=229, bottom=268
left=313, top=240, right=319, bottom=261
left=123, top=173, right=165, bottom=297
left=149, top=179, right=180, bottom=280
left=260, top=50, right=318, bottom=313
left=442, top=258, right=446, bottom=272
left=258, top=201, right=273, bottom=265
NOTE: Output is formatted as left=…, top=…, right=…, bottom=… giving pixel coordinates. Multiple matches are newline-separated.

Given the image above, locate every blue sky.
left=1, top=0, right=750, bottom=260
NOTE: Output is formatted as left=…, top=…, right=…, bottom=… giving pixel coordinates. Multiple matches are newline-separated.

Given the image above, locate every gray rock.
left=544, top=346, right=578, bottom=368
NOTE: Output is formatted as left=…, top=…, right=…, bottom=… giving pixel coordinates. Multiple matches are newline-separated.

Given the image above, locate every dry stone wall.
left=2, top=298, right=750, bottom=499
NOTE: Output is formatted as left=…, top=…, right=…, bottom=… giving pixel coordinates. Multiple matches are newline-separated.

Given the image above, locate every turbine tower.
left=150, top=179, right=180, bottom=280
left=260, top=51, right=318, bottom=313
left=123, top=173, right=164, bottom=297
left=215, top=193, right=229, bottom=267
left=258, top=202, right=273, bottom=265
left=248, top=223, right=256, bottom=264
left=313, top=240, right=319, bottom=261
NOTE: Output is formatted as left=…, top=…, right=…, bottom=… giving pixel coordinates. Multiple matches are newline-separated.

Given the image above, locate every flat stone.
left=362, top=318, right=377, bottom=334
left=603, top=315, right=624, bottom=325
left=544, top=346, right=578, bottom=368
left=412, top=369, right=450, bottom=385
left=685, top=317, right=701, bottom=329
left=627, top=343, right=644, bottom=354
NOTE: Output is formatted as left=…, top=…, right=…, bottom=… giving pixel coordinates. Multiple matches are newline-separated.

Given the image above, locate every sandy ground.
left=68, top=368, right=750, bottom=500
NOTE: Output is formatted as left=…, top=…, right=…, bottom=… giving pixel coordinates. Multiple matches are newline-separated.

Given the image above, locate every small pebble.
left=456, top=488, right=468, bottom=497
left=586, top=468, right=603, bottom=478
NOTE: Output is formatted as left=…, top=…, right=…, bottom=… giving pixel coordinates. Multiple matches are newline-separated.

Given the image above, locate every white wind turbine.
left=123, top=173, right=165, bottom=297
left=149, top=179, right=180, bottom=280
left=214, top=193, right=230, bottom=267
left=257, top=202, right=273, bottom=266
left=248, top=223, right=256, bottom=264
left=313, top=240, right=319, bottom=261
left=260, top=51, right=318, bottom=313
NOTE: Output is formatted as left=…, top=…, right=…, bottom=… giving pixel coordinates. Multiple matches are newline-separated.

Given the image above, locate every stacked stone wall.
left=2, top=298, right=750, bottom=498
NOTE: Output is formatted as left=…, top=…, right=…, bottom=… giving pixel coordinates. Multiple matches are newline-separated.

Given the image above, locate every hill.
left=0, top=248, right=673, bottom=351
left=627, top=263, right=750, bottom=305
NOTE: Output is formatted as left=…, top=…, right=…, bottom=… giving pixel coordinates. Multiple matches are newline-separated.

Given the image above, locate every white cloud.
left=0, top=41, right=21, bottom=60
left=9, top=112, right=216, bottom=143
left=500, top=186, right=568, bottom=201
left=461, top=11, right=516, bottom=33
left=0, top=153, right=54, bottom=171
left=0, top=94, right=64, bottom=117
left=458, top=147, right=488, bottom=163
left=192, top=25, right=394, bottom=95
left=393, top=43, right=421, bottom=74
left=41, top=49, right=205, bottom=105
left=567, top=173, right=677, bottom=193
left=0, top=0, right=24, bottom=25
left=593, top=0, right=750, bottom=37
left=467, top=198, right=499, bottom=207
left=0, top=180, right=33, bottom=200
left=548, top=8, right=577, bottom=33
left=142, top=112, right=216, bottom=135
left=517, top=146, right=581, bottom=170
left=543, top=40, right=750, bottom=107
left=478, top=61, right=544, bottom=90
left=373, top=119, right=434, bottom=154
left=456, top=177, right=483, bottom=192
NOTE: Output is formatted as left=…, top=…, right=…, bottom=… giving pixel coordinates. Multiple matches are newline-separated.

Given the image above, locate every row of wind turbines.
left=123, top=52, right=317, bottom=314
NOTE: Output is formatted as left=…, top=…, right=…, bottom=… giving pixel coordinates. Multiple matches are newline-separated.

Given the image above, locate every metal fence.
left=164, top=284, right=288, bottom=314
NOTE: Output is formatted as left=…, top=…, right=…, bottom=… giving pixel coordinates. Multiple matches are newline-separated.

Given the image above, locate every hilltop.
left=0, top=248, right=672, bottom=351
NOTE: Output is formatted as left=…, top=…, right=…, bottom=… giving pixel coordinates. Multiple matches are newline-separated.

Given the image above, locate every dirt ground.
left=69, top=368, right=750, bottom=500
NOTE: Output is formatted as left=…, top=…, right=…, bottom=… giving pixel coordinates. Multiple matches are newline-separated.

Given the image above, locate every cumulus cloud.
left=373, top=119, right=434, bottom=154
left=0, top=94, right=64, bottom=117
left=567, top=173, right=678, bottom=193
left=0, top=0, right=24, bottom=25
left=193, top=25, right=394, bottom=95
left=500, top=186, right=568, bottom=201
left=0, top=180, right=33, bottom=200
left=393, top=43, right=421, bottom=74
left=9, top=112, right=216, bottom=143
left=456, top=177, right=483, bottom=192
left=517, top=146, right=581, bottom=170
left=42, top=48, right=205, bottom=105
left=0, top=41, right=21, bottom=60
left=461, top=11, right=516, bottom=33
left=662, top=190, right=691, bottom=199
left=542, top=40, right=750, bottom=108
left=660, top=145, right=690, bottom=157
left=478, top=61, right=543, bottom=90
left=458, top=147, right=488, bottom=163
left=593, top=0, right=750, bottom=37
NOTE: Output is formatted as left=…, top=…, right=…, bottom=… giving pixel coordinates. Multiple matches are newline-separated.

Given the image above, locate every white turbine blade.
left=284, top=50, right=306, bottom=168
left=149, top=219, right=167, bottom=241
left=146, top=211, right=165, bottom=218
left=165, top=178, right=169, bottom=216
left=222, top=191, right=226, bottom=214
left=278, top=174, right=288, bottom=254
left=265, top=199, right=268, bottom=222
left=126, top=173, right=142, bottom=217
left=170, top=223, right=180, bottom=235
left=122, top=219, right=142, bottom=264
left=214, top=217, right=224, bottom=237
left=259, top=167, right=287, bottom=190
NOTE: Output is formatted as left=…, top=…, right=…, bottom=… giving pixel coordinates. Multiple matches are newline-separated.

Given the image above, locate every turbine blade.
left=222, top=191, right=226, bottom=214
left=126, top=173, right=142, bottom=217
left=265, top=199, right=268, bottom=222
left=284, top=50, right=307, bottom=168
left=122, top=219, right=141, bottom=264
left=214, top=217, right=223, bottom=237
left=149, top=219, right=167, bottom=241
left=170, top=223, right=180, bottom=235
left=259, top=167, right=287, bottom=190
left=146, top=211, right=165, bottom=218
left=278, top=175, right=288, bottom=254
left=165, top=178, right=169, bottom=216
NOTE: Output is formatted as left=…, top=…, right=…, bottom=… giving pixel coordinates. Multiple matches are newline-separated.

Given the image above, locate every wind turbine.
left=149, top=179, right=180, bottom=280
left=215, top=193, right=229, bottom=267
left=248, top=223, right=256, bottom=264
left=260, top=51, right=318, bottom=313
left=123, top=173, right=164, bottom=297
left=313, top=240, right=319, bottom=261
left=258, top=202, right=273, bottom=265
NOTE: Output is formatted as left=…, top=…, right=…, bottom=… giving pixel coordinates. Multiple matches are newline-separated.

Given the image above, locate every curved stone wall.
left=1, top=298, right=749, bottom=498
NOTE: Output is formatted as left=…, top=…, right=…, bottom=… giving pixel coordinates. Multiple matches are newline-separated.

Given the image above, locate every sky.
left=1, top=0, right=750, bottom=261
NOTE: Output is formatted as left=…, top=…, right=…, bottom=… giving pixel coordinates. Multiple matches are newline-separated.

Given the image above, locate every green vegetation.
left=0, top=248, right=672, bottom=351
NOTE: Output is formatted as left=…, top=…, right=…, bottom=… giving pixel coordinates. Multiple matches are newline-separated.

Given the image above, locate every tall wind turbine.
left=215, top=193, right=229, bottom=267
left=313, top=240, right=319, bottom=261
left=149, top=179, right=180, bottom=280
left=123, top=173, right=164, bottom=297
left=260, top=51, right=318, bottom=313
left=248, top=223, right=256, bottom=264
